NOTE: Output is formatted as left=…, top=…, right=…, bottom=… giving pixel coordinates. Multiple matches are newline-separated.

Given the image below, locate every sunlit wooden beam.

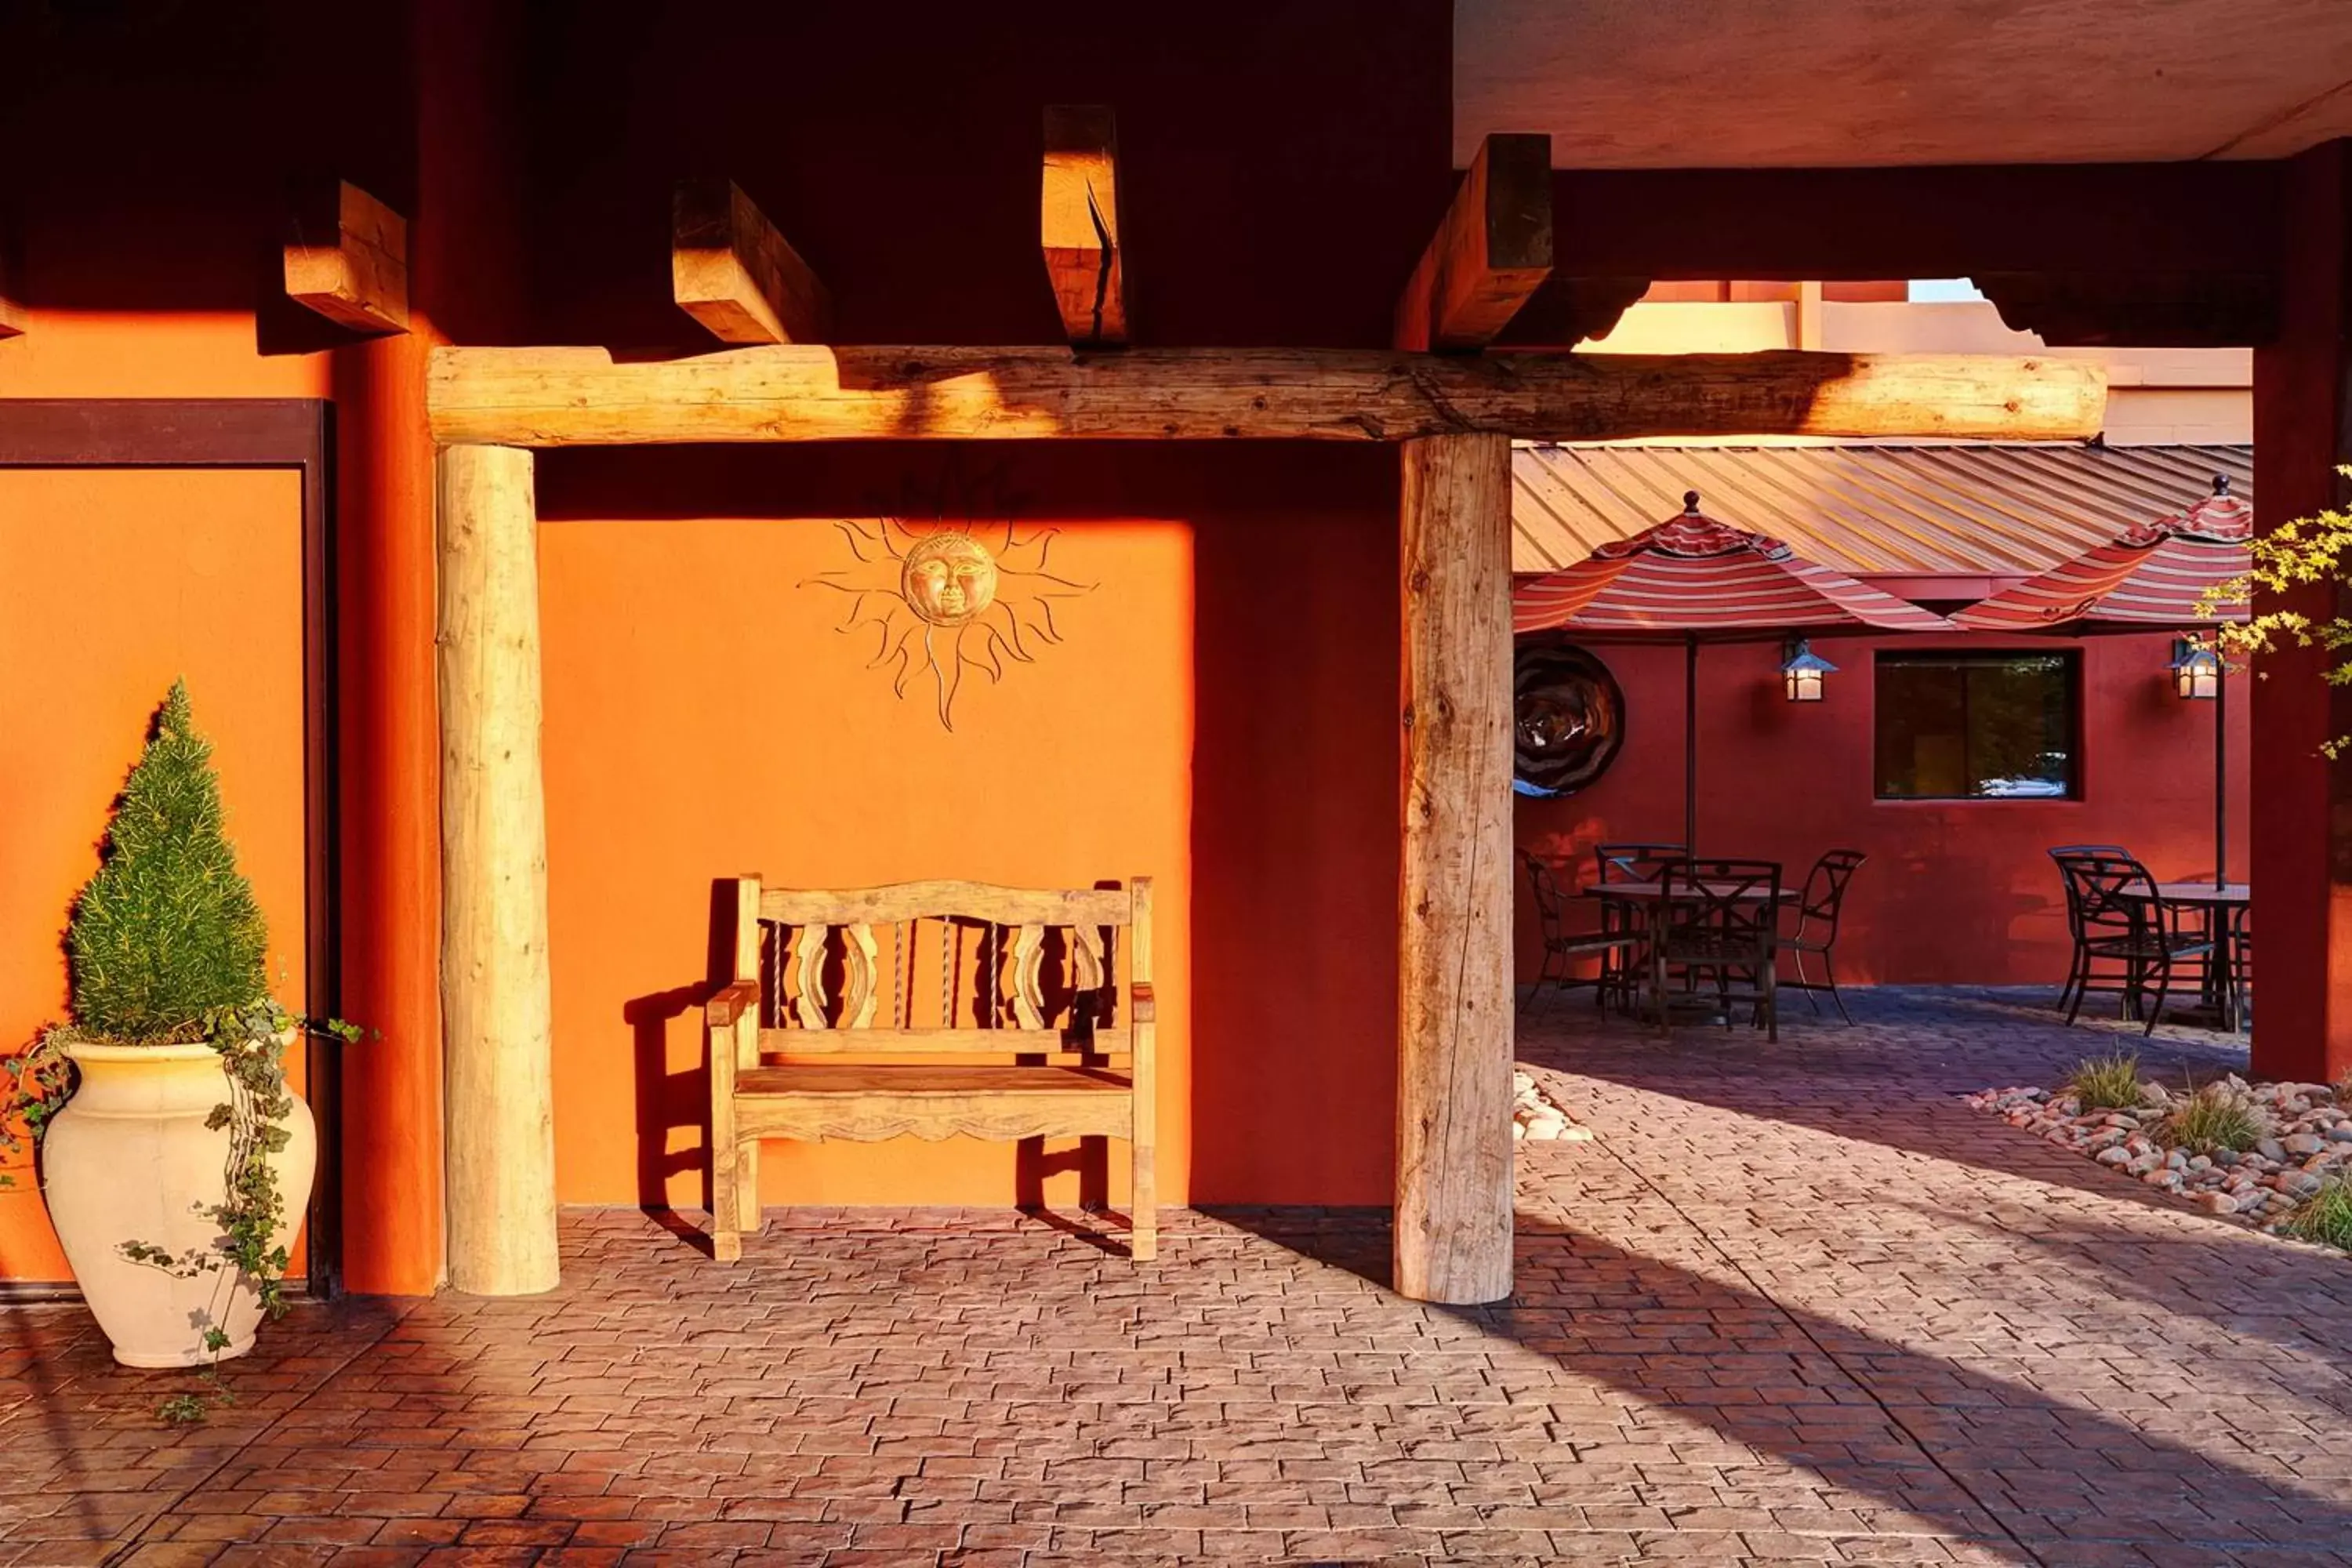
left=1395, top=133, right=1552, bottom=351
left=429, top=343, right=2105, bottom=447
left=672, top=177, right=832, bottom=345
left=1041, top=105, right=1127, bottom=346
left=283, top=180, right=409, bottom=334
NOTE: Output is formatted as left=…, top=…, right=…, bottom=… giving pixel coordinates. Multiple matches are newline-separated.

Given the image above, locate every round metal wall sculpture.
left=900, top=532, right=1001, bottom=626
left=1512, top=641, right=1625, bottom=798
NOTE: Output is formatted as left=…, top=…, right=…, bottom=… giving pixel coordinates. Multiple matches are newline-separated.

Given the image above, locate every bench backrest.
left=730, top=877, right=1150, bottom=1055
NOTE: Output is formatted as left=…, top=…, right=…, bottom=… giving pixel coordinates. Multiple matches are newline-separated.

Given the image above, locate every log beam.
left=672, top=177, right=832, bottom=345
left=283, top=180, right=409, bottom=334
left=1042, top=106, right=1127, bottom=346
left=1396, top=432, right=1515, bottom=1305
left=437, top=444, right=560, bottom=1297
left=427, top=345, right=2103, bottom=446
left=1396, top=134, right=1552, bottom=351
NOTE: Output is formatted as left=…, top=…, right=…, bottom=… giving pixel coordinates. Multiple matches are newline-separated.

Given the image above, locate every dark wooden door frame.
left=0, top=399, right=343, bottom=1296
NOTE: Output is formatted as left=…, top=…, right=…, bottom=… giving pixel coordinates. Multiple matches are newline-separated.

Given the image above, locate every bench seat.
left=734, top=1064, right=1135, bottom=1143
left=740, top=1063, right=1133, bottom=1095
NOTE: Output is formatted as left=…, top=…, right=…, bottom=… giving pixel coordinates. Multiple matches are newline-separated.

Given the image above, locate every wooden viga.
left=704, top=877, right=1156, bottom=1261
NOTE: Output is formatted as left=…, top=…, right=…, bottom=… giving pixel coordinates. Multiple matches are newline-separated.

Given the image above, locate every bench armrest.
left=1131, top=981, right=1156, bottom=1025
left=706, top=978, right=760, bottom=1029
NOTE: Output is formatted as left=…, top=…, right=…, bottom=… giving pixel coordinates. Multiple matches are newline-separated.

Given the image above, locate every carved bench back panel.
left=753, top=880, right=1135, bottom=1052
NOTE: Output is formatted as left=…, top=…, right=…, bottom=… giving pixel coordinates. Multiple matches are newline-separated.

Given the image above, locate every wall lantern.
left=1780, top=638, right=1837, bottom=702
left=2169, top=637, right=2221, bottom=701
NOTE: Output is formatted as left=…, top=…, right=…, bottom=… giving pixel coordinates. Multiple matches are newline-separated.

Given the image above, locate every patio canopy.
left=1955, top=475, right=2253, bottom=891
left=1513, top=494, right=1956, bottom=850
left=1508, top=443, right=2253, bottom=591
left=1515, top=492, right=1957, bottom=637
left=1950, top=474, right=2252, bottom=633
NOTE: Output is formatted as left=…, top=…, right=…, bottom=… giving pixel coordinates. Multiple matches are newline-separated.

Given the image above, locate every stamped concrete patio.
left=3, top=989, right=2350, bottom=1567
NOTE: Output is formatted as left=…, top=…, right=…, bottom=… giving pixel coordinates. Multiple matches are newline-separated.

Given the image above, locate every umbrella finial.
left=1682, top=490, right=1701, bottom=514
left=2212, top=473, right=2231, bottom=496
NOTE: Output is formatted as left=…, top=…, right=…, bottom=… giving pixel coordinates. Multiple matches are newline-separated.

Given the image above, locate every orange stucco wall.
left=1514, top=633, right=2252, bottom=988
left=535, top=445, right=1400, bottom=1209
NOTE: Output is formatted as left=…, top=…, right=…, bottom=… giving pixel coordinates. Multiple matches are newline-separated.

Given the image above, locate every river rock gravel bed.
left=1966, top=1074, right=2352, bottom=1232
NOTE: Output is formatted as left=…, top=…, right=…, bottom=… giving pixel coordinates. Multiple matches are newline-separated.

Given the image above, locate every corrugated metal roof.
left=1512, top=443, right=2255, bottom=581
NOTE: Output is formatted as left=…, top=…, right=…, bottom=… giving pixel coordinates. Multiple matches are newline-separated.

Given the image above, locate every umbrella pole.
left=2216, top=659, right=2228, bottom=891
left=1685, top=632, right=1698, bottom=857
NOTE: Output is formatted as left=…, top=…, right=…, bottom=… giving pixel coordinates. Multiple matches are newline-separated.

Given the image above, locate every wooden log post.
left=437, top=444, right=561, bottom=1296
left=1396, top=432, right=1515, bottom=1305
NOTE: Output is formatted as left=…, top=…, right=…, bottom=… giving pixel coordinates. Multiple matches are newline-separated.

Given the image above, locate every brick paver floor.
left=2, top=988, right=2349, bottom=1566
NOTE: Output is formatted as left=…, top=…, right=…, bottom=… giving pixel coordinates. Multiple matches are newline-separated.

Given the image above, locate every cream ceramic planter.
left=43, top=1039, right=316, bottom=1368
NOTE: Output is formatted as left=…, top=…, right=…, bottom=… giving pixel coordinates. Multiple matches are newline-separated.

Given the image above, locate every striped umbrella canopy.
left=1514, top=492, right=1956, bottom=637
left=1512, top=492, right=1955, bottom=851
left=1954, top=474, right=2252, bottom=892
left=1950, top=475, right=2252, bottom=633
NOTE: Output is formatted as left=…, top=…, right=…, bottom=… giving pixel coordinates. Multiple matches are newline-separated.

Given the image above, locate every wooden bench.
left=704, top=876, right=1155, bottom=1262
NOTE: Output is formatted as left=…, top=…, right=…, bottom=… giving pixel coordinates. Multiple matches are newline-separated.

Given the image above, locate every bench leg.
left=711, top=1130, right=742, bottom=1264
left=1131, top=1136, right=1156, bottom=1262
left=737, top=1138, right=763, bottom=1236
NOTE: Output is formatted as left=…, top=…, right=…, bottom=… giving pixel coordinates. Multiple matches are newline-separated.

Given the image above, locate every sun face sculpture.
left=804, top=516, right=1092, bottom=730
left=901, top=532, right=1000, bottom=626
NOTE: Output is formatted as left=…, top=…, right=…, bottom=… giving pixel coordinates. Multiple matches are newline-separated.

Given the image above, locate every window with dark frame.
left=1875, top=651, right=2078, bottom=800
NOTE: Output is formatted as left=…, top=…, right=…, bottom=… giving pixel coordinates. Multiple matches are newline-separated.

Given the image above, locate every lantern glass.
left=1780, top=639, right=1836, bottom=703
left=2169, top=639, right=2220, bottom=701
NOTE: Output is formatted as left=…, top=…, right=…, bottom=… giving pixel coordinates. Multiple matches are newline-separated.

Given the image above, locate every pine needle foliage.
left=67, top=681, right=267, bottom=1044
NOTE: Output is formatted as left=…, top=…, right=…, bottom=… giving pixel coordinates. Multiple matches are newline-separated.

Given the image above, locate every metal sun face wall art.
left=804, top=515, right=1093, bottom=730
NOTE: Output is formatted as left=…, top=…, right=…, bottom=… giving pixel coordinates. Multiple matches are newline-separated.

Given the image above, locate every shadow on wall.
left=1187, top=459, right=1399, bottom=1206
left=622, top=877, right=735, bottom=1210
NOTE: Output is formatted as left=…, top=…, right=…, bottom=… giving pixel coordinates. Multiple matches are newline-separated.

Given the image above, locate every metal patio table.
left=2154, top=880, right=2250, bottom=1031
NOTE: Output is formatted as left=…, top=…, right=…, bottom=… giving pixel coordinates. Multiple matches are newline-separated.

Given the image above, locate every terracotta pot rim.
left=60, top=1040, right=220, bottom=1065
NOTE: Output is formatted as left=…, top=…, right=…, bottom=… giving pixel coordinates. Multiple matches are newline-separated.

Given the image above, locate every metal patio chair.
left=1648, top=858, right=1781, bottom=1042
left=2049, top=844, right=2131, bottom=1016
left=1519, top=851, right=1638, bottom=1014
left=2055, top=852, right=2212, bottom=1035
left=1592, top=841, right=1685, bottom=1010
left=1777, top=849, right=1866, bottom=1023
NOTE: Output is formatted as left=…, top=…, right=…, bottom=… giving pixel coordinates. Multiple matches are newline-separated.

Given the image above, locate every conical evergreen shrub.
left=68, top=681, right=268, bottom=1044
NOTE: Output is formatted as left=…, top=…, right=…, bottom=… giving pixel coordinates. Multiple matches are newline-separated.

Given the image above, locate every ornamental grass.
left=2288, top=1178, right=2352, bottom=1252
left=2067, top=1051, right=2144, bottom=1112
left=2157, top=1083, right=2270, bottom=1157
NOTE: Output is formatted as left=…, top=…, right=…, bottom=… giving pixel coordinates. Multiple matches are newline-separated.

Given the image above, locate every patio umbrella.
left=1953, top=474, right=2251, bottom=888
left=1514, top=491, right=1955, bottom=852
